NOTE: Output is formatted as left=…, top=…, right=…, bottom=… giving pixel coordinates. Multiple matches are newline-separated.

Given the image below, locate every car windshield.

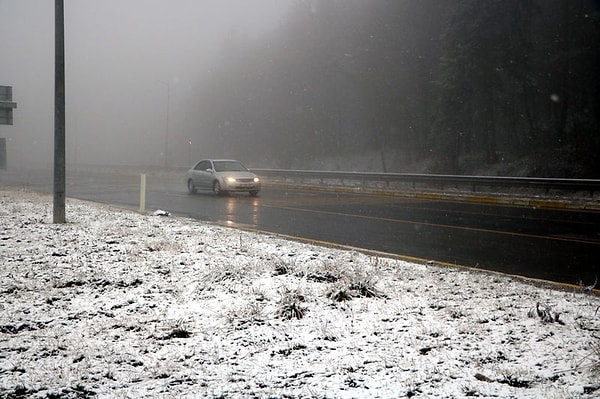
left=213, top=161, right=247, bottom=172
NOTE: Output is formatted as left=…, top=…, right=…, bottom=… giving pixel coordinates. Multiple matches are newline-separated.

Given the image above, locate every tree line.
left=192, top=0, right=599, bottom=177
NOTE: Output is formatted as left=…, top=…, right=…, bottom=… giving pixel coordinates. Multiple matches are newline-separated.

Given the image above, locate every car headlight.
left=226, top=177, right=236, bottom=183
left=253, top=177, right=260, bottom=183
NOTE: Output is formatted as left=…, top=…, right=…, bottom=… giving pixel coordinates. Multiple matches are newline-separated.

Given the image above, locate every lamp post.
left=157, top=80, right=170, bottom=169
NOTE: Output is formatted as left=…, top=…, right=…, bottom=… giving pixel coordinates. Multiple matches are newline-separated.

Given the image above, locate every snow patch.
left=1, top=189, right=599, bottom=398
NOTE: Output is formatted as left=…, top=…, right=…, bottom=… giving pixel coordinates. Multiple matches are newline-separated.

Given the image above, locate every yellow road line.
left=263, top=204, right=600, bottom=246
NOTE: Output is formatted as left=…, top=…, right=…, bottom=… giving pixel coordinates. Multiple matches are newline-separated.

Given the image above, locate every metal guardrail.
left=252, top=168, right=600, bottom=199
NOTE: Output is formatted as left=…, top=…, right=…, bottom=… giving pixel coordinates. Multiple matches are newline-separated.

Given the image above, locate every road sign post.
left=0, top=86, right=17, bottom=126
left=0, top=138, right=6, bottom=170
left=0, top=86, right=17, bottom=170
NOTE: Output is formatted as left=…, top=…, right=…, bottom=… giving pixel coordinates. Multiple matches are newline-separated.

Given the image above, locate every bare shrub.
left=272, top=257, right=294, bottom=276
left=579, top=275, right=598, bottom=294
left=145, top=235, right=184, bottom=253
left=318, top=320, right=339, bottom=342
left=327, top=285, right=354, bottom=302
left=349, top=275, right=385, bottom=298
left=326, top=269, right=386, bottom=302
left=224, top=301, right=267, bottom=330
left=198, top=261, right=251, bottom=290
left=158, top=319, right=191, bottom=339
left=289, top=256, right=350, bottom=284
left=495, top=368, right=533, bottom=389
left=276, top=286, right=308, bottom=320
left=527, top=302, right=563, bottom=324
left=248, top=286, right=268, bottom=302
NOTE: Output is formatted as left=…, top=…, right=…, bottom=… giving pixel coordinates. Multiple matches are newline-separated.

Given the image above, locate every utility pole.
left=54, top=0, right=66, bottom=223
left=157, top=80, right=170, bottom=169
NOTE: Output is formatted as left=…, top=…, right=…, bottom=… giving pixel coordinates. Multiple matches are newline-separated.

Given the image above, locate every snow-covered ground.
left=1, top=188, right=599, bottom=399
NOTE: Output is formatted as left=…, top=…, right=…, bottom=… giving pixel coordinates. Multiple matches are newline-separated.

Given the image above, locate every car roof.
left=191, top=159, right=245, bottom=167
left=193, top=159, right=241, bottom=163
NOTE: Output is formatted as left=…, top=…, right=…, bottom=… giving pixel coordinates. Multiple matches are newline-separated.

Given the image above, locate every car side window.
left=195, top=161, right=209, bottom=171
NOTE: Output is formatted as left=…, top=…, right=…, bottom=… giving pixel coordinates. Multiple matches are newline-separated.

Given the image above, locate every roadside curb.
left=229, top=220, right=598, bottom=296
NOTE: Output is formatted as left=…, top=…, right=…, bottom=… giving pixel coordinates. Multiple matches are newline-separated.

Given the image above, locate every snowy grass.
left=1, top=189, right=599, bottom=398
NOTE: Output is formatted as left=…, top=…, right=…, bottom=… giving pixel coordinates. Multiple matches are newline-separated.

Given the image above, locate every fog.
left=2, top=1, right=598, bottom=176
left=0, top=0, right=290, bottom=169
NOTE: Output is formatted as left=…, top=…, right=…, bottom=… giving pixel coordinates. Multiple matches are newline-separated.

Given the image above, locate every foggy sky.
left=0, top=0, right=291, bottom=169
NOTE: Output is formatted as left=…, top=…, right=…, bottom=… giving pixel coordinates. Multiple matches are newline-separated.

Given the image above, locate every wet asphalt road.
left=2, top=168, right=599, bottom=286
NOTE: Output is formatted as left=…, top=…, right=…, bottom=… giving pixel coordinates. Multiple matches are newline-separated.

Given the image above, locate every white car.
left=186, top=159, right=261, bottom=196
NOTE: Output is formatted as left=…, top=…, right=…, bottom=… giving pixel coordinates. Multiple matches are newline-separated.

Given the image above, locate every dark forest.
left=192, top=0, right=600, bottom=177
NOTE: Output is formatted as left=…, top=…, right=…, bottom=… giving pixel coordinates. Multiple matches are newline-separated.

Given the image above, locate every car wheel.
left=187, top=179, right=197, bottom=194
left=213, top=181, right=223, bottom=196
left=250, top=191, right=259, bottom=197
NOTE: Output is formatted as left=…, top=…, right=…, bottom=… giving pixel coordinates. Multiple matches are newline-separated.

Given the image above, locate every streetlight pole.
left=157, top=80, right=170, bottom=169
left=54, top=0, right=66, bottom=223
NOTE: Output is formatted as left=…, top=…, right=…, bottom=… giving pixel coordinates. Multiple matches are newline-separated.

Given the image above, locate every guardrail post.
left=139, top=173, right=146, bottom=213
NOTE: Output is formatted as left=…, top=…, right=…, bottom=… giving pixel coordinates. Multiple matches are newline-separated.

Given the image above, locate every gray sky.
left=0, top=0, right=290, bottom=168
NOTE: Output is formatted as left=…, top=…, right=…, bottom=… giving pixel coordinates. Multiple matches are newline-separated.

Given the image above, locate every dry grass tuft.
left=272, top=257, right=294, bottom=276
left=225, top=301, right=267, bottom=329
left=527, top=302, right=563, bottom=324
left=276, top=286, right=308, bottom=320
left=326, top=270, right=386, bottom=302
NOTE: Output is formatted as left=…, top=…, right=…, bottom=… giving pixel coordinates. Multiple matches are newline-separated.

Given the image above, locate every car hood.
left=216, top=171, right=256, bottom=179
